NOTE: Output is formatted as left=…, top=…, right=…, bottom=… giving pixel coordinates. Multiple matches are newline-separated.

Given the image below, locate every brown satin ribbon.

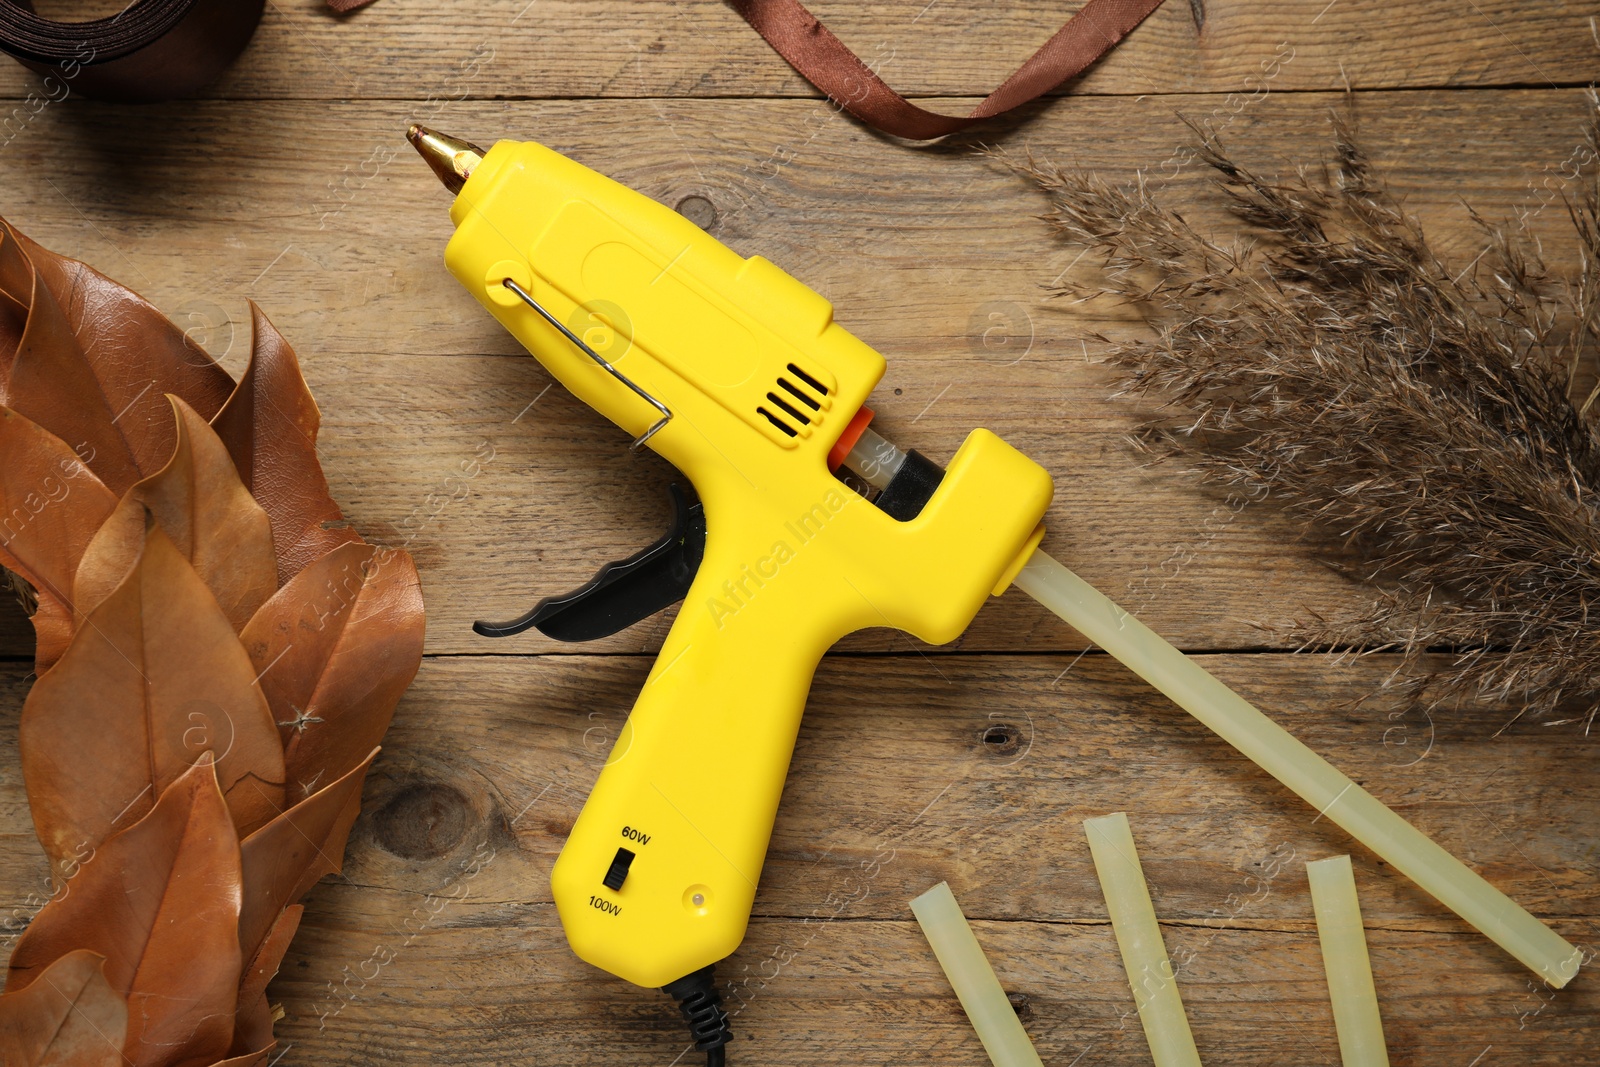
left=0, top=0, right=264, bottom=101
left=732, top=0, right=1168, bottom=140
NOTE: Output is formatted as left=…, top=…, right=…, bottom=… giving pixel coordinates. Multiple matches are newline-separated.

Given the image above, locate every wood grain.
left=1, top=88, right=1596, bottom=656
left=2, top=653, right=1593, bottom=1064
left=4, top=1, right=1596, bottom=102
left=1, top=2, right=1598, bottom=1063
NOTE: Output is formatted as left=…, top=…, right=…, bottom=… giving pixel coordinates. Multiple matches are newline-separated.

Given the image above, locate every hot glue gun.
left=408, top=124, right=1052, bottom=1061
left=409, top=125, right=1579, bottom=1064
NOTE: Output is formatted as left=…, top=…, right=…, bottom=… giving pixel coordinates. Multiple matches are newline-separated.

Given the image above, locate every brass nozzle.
left=407, top=125, right=486, bottom=195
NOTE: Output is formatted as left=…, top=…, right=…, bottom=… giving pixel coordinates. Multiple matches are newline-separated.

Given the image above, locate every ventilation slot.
left=758, top=407, right=799, bottom=437
left=757, top=363, right=829, bottom=441
left=777, top=377, right=822, bottom=411
left=765, top=391, right=811, bottom=426
left=786, top=363, right=829, bottom=396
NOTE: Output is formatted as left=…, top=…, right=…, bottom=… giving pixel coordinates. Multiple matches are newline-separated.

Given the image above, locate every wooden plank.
left=0, top=0, right=1593, bottom=1059
left=1, top=89, right=1594, bottom=656
left=269, top=919, right=1594, bottom=1065
left=2, top=652, right=1592, bottom=1063
left=2, top=1, right=1595, bottom=102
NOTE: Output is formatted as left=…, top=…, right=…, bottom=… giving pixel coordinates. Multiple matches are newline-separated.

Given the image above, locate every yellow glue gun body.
left=444, top=139, right=1053, bottom=989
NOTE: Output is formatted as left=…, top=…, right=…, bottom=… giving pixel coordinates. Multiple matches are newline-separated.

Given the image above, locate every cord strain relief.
left=662, top=963, right=733, bottom=1054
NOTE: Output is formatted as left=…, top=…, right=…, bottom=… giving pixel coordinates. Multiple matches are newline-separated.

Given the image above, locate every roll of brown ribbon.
left=0, top=0, right=264, bottom=102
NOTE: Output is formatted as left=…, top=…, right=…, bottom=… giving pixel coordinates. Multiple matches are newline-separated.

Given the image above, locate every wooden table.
left=1, top=1, right=1597, bottom=1063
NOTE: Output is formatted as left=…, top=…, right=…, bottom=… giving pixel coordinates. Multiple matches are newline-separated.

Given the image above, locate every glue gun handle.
left=549, top=574, right=832, bottom=988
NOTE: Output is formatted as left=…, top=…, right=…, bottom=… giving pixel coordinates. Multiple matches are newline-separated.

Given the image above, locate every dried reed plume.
left=1018, top=103, right=1600, bottom=730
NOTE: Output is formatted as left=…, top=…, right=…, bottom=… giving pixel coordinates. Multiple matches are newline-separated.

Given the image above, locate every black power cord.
left=662, top=964, right=733, bottom=1066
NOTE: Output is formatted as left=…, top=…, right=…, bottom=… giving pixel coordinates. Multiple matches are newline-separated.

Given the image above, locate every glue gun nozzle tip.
left=407, top=124, right=487, bottom=196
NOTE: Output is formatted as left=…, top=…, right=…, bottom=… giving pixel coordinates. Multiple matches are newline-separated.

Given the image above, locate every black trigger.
left=473, top=484, right=706, bottom=642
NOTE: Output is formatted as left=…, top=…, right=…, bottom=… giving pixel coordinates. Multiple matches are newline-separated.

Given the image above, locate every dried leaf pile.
left=0, top=218, right=425, bottom=1065
left=1020, top=104, right=1600, bottom=727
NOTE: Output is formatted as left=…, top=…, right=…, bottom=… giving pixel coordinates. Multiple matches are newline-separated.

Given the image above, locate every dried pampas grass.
left=1019, top=100, right=1600, bottom=731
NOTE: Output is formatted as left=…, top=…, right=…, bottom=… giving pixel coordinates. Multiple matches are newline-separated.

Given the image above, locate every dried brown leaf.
left=7, top=758, right=243, bottom=1067
left=0, top=225, right=29, bottom=354
left=0, top=406, right=116, bottom=672
left=242, top=542, right=424, bottom=803
left=231, top=905, right=301, bottom=1060
left=213, top=303, right=363, bottom=586
left=0, top=220, right=235, bottom=496
left=22, top=521, right=285, bottom=870
left=0, top=222, right=417, bottom=1064
left=0, top=225, right=139, bottom=494
left=0, top=949, right=127, bottom=1066
left=76, top=395, right=278, bottom=631
left=238, top=749, right=376, bottom=967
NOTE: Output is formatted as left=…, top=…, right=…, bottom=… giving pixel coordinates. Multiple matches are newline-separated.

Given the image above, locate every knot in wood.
left=675, top=194, right=718, bottom=231
left=372, top=781, right=475, bottom=859
left=981, top=722, right=1023, bottom=756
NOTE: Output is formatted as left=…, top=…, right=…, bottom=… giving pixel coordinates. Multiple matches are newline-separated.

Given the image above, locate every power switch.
left=603, top=847, right=635, bottom=891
